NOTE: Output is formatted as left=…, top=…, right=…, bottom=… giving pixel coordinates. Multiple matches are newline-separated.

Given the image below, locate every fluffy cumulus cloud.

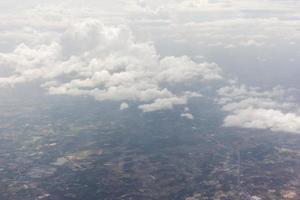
left=120, top=102, right=129, bottom=110
left=0, top=19, right=222, bottom=112
left=217, top=83, right=300, bottom=133
left=138, top=96, right=187, bottom=112
left=181, top=112, right=194, bottom=120
left=223, top=108, right=300, bottom=133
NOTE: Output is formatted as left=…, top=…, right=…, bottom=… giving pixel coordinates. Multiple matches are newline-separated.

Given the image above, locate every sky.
left=0, top=0, right=300, bottom=133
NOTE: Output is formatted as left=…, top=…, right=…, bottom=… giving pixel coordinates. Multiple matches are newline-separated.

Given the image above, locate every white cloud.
left=157, top=56, right=222, bottom=83
left=1, top=0, right=299, bottom=116
left=138, top=96, right=187, bottom=112
left=0, top=19, right=221, bottom=112
left=217, top=83, right=300, bottom=134
left=223, top=108, right=300, bottom=133
left=120, top=102, right=129, bottom=110
left=124, top=0, right=300, bottom=63
left=181, top=112, right=194, bottom=120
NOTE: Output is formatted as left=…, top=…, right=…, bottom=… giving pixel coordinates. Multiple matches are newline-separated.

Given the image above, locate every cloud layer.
left=0, top=19, right=222, bottom=112
left=0, top=0, right=299, bottom=132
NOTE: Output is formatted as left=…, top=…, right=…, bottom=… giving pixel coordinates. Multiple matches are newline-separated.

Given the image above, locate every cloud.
left=125, top=0, right=300, bottom=63
left=0, top=19, right=222, bottom=112
left=138, top=96, right=187, bottom=112
left=181, top=112, right=194, bottom=120
left=120, top=102, right=129, bottom=110
left=1, top=1, right=299, bottom=116
left=223, top=108, right=300, bottom=133
left=217, top=83, right=300, bottom=134
left=157, top=56, right=222, bottom=82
